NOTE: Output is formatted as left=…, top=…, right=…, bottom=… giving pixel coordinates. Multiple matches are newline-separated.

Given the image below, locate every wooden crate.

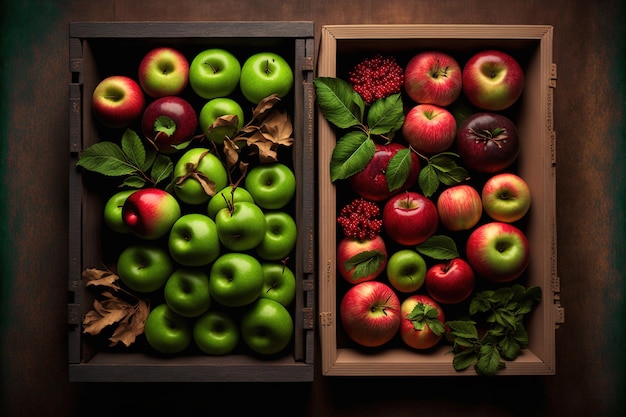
left=317, top=24, right=562, bottom=376
left=67, top=21, right=315, bottom=382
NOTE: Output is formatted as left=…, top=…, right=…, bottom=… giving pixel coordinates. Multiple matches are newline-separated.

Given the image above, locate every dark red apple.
left=349, top=142, right=420, bottom=201
left=455, top=112, right=519, bottom=173
left=425, top=257, right=475, bottom=305
left=141, top=95, right=198, bottom=153
left=383, top=191, right=439, bottom=246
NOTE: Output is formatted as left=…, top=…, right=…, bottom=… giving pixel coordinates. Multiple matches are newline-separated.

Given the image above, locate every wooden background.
left=1, top=0, right=624, bottom=416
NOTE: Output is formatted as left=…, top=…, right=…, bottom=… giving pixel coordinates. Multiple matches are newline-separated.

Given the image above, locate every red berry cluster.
left=337, top=198, right=383, bottom=241
left=348, top=54, right=404, bottom=105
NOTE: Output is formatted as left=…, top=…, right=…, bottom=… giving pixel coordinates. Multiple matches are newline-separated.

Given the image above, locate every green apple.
left=244, top=162, right=296, bottom=210
left=168, top=213, right=220, bottom=267
left=260, top=263, right=296, bottom=307
left=207, top=184, right=255, bottom=219
left=117, top=244, right=174, bottom=293
left=122, top=187, right=181, bottom=240
left=144, top=303, right=192, bottom=354
left=189, top=48, right=241, bottom=100
left=481, top=172, right=531, bottom=223
left=256, top=211, right=297, bottom=261
left=386, top=249, right=427, bottom=293
left=240, top=298, right=293, bottom=355
left=164, top=269, right=212, bottom=318
left=239, top=52, right=294, bottom=104
left=193, top=309, right=239, bottom=355
left=199, top=97, right=245, bottom=144
left=215, top=201, right=266, bottom=252
left=103, top=189, right=136, bottom=234
left=209, top=253, right=264, bottom=307
left=173, top=147, right=229, bottom=205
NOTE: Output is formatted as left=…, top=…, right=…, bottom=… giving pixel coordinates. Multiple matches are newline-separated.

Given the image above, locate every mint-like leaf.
left=418, top=164, right=440, bottom=197
left=77, top=141, right=138, bottom=177
left=344, top=249, right=385, bottom=280
left=367, top=93, right=404, bottom=135
left=416, top=235, right=459, bottom=260
left=313, top=77, right=364, bottom=129
left=476, top=344, right=505, bottom=376
left=329, top=131, right=375, bottom=181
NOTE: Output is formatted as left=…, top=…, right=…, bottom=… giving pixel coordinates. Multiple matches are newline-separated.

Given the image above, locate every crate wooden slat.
left=68, top=21, right=315, bottom=382
left=317, top=24, right=560, bottom=376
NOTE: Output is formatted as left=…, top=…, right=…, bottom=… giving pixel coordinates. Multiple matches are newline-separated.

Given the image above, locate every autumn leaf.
left=83, top=291, right=133, bottom=335
left=82, top=267, right=120, bottom=290
left=108, top=299, right=150, bottom=347
left=81, top=267, right=150, bottom=347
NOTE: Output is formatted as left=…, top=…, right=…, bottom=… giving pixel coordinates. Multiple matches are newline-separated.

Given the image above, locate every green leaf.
left=437, top=166, right=469, bottom=186
left=142, top=148, right=157, bottom=172
left=150, top=154, right=173, bottom=185
left=416, top=235, right=459, bottom=260
left=446, top=320, right=479, bottom=340
left=406, top=302, right=445, bottom=336
left=452, top=349, right=478, bottom=371
left=367, top=93, right=404, bottom=135
left=499, top=337, right=522, bottom=361
left=386, top=148, right=414, bottom=193
left=329, top=131, right=375, bottom=181
left=77, top=141, right=138, bottom=177
left=121, top=129, right=146, bottom=169
left=476, top=344, right=505, bottom=376
left=154, top=116, right=176, bottom=137
left=418, top=164, right=440, bottom=197
left=313, top=77, right=364, bottom=129
left=121, top=175, right=146, bottom=188
left=344, top=250, right=385, bottom=281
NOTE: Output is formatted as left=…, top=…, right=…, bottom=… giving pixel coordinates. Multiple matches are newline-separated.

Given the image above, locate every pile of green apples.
left=82, top=45, right=299, bottom=357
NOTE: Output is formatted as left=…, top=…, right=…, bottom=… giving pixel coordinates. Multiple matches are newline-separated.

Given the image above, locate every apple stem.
left=468, top=127, right=509, bottom=149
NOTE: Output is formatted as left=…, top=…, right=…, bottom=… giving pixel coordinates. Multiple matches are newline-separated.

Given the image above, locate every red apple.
left=337, top=235, right=387, bottom=284
left=349, top=142, right=420, bottom=201
left=404, top=51, right=463, bottom=106
left=383, top=191, right=439, bottom=246
left=425, top=258, right=475, bottom=304
left=91, top=75, right=145, bottom=128
left=399, top=294, right=446, bottom=350
left=456, top=112, right=520, bottom=174
left=122, top=188, right=182, bottom=240
left=436, top=184, right=483, bottom=231
left=462, top=50, right=524, bottom=111
left=402, top=104, right=457, bottom=154
left=141, top=95, right=198, bottom=153
left=340, top=281, right=401, bottom=347
left=465, top=221, right=530, bottom=283
left=481, top=172, right=531, bottom=223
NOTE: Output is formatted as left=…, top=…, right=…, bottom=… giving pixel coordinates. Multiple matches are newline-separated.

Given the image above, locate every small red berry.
left=349, top=54, right=404, bottom=105
left=337, top=198, right=383, bottom=240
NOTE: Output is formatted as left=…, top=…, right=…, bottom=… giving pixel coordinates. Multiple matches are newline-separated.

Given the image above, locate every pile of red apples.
left=336, top=50, right=533, bottom=350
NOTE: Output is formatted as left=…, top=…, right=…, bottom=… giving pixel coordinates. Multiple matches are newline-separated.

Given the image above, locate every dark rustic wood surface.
left=1, top=0, right=624, bottom=416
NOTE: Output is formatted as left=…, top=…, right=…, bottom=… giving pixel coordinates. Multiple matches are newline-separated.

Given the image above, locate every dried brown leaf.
left=82, top=268, right=120, bottom=290
left=223, top=137, right=241, bottom=170
left=83, top=292, right=132, bottom=335
left=250, top=94, right=281, bottom=121
left=108, top=299, right=150, bottom=347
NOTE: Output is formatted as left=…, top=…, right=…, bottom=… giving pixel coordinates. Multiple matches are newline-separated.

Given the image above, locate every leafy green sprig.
left=446, top=284, right=542, bottom=376
left=313, top=76, right=468, bottom=197
left=76, top=128, right=173, bottom=188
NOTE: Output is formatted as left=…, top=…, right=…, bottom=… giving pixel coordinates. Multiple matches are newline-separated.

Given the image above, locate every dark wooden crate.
left=68, top=21, right=315, bottom=382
